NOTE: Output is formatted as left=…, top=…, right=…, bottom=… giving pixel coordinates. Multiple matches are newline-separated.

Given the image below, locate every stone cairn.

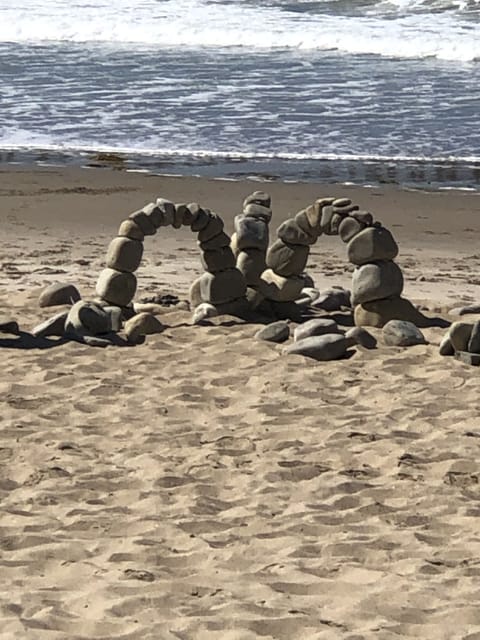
left=24, top=190, right=435, bottom=349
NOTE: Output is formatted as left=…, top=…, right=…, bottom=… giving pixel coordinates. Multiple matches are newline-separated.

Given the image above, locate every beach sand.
left=1, top=166, right=480, bottom=639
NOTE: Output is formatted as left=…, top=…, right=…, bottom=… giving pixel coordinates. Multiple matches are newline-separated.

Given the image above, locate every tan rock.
left=106, top=237, right=143, bottom=273
left=283, top=334, right=347, bottom=361
left=118, top=219, right=144, bottom=241
left=320, top=205, right=335, bottom=235
left=347, top=227, right=398, bottom=266
left=32, top=311, right=68, bottom=337
left=155, top=198, right=176, bottom=226
left=230, top=232, right=239, bottom=258
left=201, top=246, right=237, bottom=273
left=259, top=269, right=304, bottom=302
left=39, top=282, right=81, bottom=308
left=339, top=216, right=365, bottom=243
left=189, top=276, right=204, bottom=308
left=236, top=249, right=267, bottom=286
left=65, top=300, right=113, bottom=336
left=439, top=333, right=455, bottom=356
left=143, top=202, right=164, bottom=228
left=235, top=215, right=269, bottom=251
left=124, top=312, right=165, bottom=343
left=352, top=260, right=403, bottom=306
left=129, top=208, right=157, bottom=235
left=198, top=214, right=225, bottom=243
left=351, top=210, right=374, bottom=226
left=277, top=219, right=315, bottom=246
left=189, top=203, right=211, bottom=231
left=96, top=268, right=137, bottom=307
left=199, top=269, right=247, bottom=305
left=243, top=203, right=272, bottom=222
left=354, top=296, right=431, bottom=328
left=266, top=240, right=309, bottom=277
left=199, top=231, right=231, bottom=251
left=304, top=203, right=323, bottom=233
left=243, top=191, right=271, bottom=209
left=449, top=321, right=474, bottom=352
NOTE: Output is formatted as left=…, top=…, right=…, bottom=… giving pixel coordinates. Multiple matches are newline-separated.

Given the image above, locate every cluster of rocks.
left=440, top=320, right=480, bottom=365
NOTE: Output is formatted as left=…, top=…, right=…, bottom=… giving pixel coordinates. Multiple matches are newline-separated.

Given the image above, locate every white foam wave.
left=1, top=0, right=480, bottom=61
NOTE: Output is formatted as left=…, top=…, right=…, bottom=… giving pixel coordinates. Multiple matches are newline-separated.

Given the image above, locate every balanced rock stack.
left=260, top=197, right=358, bottom=303
left=232, top=191, right=272, bottom=290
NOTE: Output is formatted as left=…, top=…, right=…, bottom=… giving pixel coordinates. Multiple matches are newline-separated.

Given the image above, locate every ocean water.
left=1, top=0, right=480, bottom=187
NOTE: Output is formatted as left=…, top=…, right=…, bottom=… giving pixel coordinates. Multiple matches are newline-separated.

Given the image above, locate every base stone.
left=199, top=269, right=247, bottom=305
left=354, top=296, right=431, bottom=328
left=96, top=268, right=137, bottom=307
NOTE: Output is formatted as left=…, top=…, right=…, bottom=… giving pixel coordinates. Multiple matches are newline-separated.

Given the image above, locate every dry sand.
left=1, top=166, right=480, bottom=639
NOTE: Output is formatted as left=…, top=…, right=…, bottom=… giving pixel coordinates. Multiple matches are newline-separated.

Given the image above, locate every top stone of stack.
left=347, top=226, right=398, bottom=266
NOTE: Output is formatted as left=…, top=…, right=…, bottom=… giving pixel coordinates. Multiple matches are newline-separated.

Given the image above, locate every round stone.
left=96, top=268, right=137, bottom=307
left=352, top=260, right=404, bottom=306
left=347, top=227, right=398, bottom=266
left=106, top=237, right=143, bottom=273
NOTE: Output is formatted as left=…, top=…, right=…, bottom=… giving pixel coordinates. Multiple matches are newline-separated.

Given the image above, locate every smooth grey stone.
left=320, top=205, right=336, bottom=235
left=39, top=282, right=81, bottom=308
left=81, top=335, right=115, bottom=348
left=467, top=320, right=480, bottom=353
left=345, top=326, right=377, bottom=350
left=383, top=320, right=426, bottom=347
left=312, top=287, right=351, bottom=311
left=243, top=203, right=272, bottom=222
left=0, top=318, right=20, bottom=334
left=118, top=219, right=144, bottom=241
left=351, top=211, right=374, bottom=226
left=304, top=203, right=323, bottom=233
left=189, top=203, right=211, bottom=231
left=197, top=214, right=224, bottom=242
left=155, top=198, right=176, bottom=226
left=352, top=260, right=404, bottom=306
left=449, top=321, right=474, bottom=352
left=189, top=276, right=204, bottom=307
left=439, top=334, right=455, bottom=356
left=449, top=304, right=480, bottom=316
left=258, top=269, right=304, bottom=302
left=101, top=306, right=123, bottom=332
left=348, top=226, right=398, bottom=266
left=266, top=240, right=309, bottom=277
left=201, top=246, right=237, bottom=273
left=129, top=208, right=157, bottom=235
left=294, top=318, right=341, bottom=342
left=329, top=212, right=345, bottom=235
left=294, top=210, right=317, bottom=238
left=235, top=215, right=269, bottom=251
left=284, top=334, right=347, bottom=361
left=199, top=231, right=231, bottom=251
left=106, top=237, right=143, bottom=273
left=339, top=216, right=365, bottom=243
left=200, top=269, right=247, bottom=305
left=277, top=219, right=315, bottom=246
left=243, top=191, right=271, bottom=209
left=124, top=312, right=164, bottom=343
left=455, top=351, right=480, bottom=366
left=236, top=249, right=266, bottom=286
left=332, top=197, right=351, bottom=208
left=32, top=311, right=68, bottom=337
left=96, top=268, right=137, bottom=307
left=255, top=321, right=290, bottom=343
left=143, top=202, right=165, bottom=228
left=333, top=203, right=359, bottom=216
left=192, top=303, right=218, bottom=325
left=65, top=301, right=113, bottom=336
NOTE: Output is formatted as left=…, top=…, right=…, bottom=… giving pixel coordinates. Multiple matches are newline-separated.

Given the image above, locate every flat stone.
left=332, top=198, right=351, bottom=208
left=192, top=303, right=218, bottom=325
left=351, top=211, right=373, bottom=226
left=235, top=215, right=269, bottom=251
left=312, top=287, right=351, bottom=311
left=352, top=260, right=404, bottom=306
left=277, top=219, right=315, bottom=246
left=199, top=269, right=247, bottom=305
left=354, top=296, right=431, bottom=329
left=155, top=198, right=176, bottom=226
left=266, top=240, right=309, bottom=277
left=124, top=312, right=165, bottom=343
left=294, top=210, right=318, bottom=238
left=189, top=204, right=211, bottom=232
left=201, top=246, right=237, bottom=273
left=243, top=191, right=271, bottom=209
left=143, top=202, right=165, bottom=228
left=345, top=326, right=377, bottom=349
left=198, top=214, right=225, bottom=243
left=32, top=311, right=68, bottom=337
left=243, top=203, right=272, bottom=222
left=255, top=321, right=290, bottom=343
left=39, top=282, right=81, bottom=308
left=74, top=334, right=115, bottom=348
left=65, top=301, right=113, bottom=336
left=294, top=318, right=341, bottom=342
left=455, top=351, right=480, bottom=366
left=339, top=217, right=365, bottom=243
left=0, top=318, right=20, bottom=334
left=347, top=227, right=398, bottom=266
left=449, top=321, right=474, bottom=352
left=467, top=320, right=480, bottom=353
left=439, top=334, right=455, bottom=356
left=101, top=306, right=123, bottom=332
left=320, top=205, right=336, bottom=235
left=118, top=219, right=144, bottom=241
left=129, top=208, right=157, bottom=236
left=333, top=204, right=359, bottom=216
left=295, top=287, right=320, bottom=307
left=230, top=232, right=239, bottom=257
left=329, top=213, right=345, bottom=235
left=259, top=269, right=304, bottom=302
left=304, top=203, right=323, bottom=234
left=96, top=268, right=137, bottom=307
left=383, top=320, right=426, bottom=347
left=283, top=334, right=347, bottom=361
left=199, top=231, right=232, bottom=251
left=236, top=250, right=267, bottom=286
left=106, top=237, right=143, bottom=273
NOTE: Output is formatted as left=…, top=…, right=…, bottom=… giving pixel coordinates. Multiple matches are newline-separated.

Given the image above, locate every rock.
left=295, top=210, right=317, bottom=238
left=283, top=334, right=347, bottom=361
left=258, top=269, right=304, bottom=302
left=243, top=191, right=271, bottom=209
left=320, top=205, right=336, bottom=235
left=304, top=203, right=323, bottom=233
left=189, top=204, right=211, bottom=232
left=296, top=287, right=320, bottom=305
left=72, top=334, right=116, bottom=348
left=332, top=197, right=351, bottom=208
left=199, top=269, right=247, bottom=305
left=100, top=306, right=123, bottom=332
left=455, top=351, right=480, bottom=366
left=352, top=260, right=403, bottom=306
left=234, top=215, right=269, bottom=251
left=439, top=334, right=455, bottom=356
left=449, top=304, right=480, bottom=316
left=467, top=320, right=480, bottom=353
left=118, top=219, right=144, bottom=241
left=243, top=203, right=272, bottom=222
left=255, top=321, right=290, bottom=343
left=65, top=301, right=114, bottom=336
left=0, top=318, right=20, bottom=335
left=142, top=202, right=165, bottom=228
left=333, top=204, right=359, bottom=216
left=293, top=318, right=341, bottom=342
left=236, top=250, right=267, bottom=286
left=351, top=211, right=373, bottom=226
left=312, top=287, right=351, bottom=311
left=230, top=232, right=239, bottom=257
left=96, top=268, right=137, bottom=307
left=277, top=219, right=315, bottom=246
left=266, top=240, right=309, bottom=277
left=449, top=321, right=474, bottom=352
left=329, top=213, right=345, bottom=235
left=189, top=277, right=204, bottom=307
left=339, top=217, right=365, bottom=243
left=106, top=237, right=143, bottom=273
left=345, top=326, right=377, bottom=349
left=199, top=231, right=231, bottom=251
left=129, top=208, right=157, bottom=236
left=201, top=246, right=237, bottom=273
left=175, top=203, right=193, bottom=226
left=39, top=282, right=81, bottom=308
left=354, top=296, right=431, bottom=328
left=124, top=312, right=164, bottom=343
left=192, top=303, right=218, bottom=324
left=32, top=311, right=68, bottom=337
left=155, top=198, right=176, bottom=226
left=383, top=320, right=426, bottom=347
left=197, top=214, right=224, bottom=243
left=347, top=227, right=399, bottom=266
left=214, top=297, right=250, bottom=318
